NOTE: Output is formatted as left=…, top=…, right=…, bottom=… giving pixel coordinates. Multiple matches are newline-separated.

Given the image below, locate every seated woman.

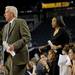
left=47, top=49, right=56, bottom=75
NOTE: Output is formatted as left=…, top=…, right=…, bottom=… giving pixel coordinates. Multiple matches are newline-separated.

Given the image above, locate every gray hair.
left=5, top=6, right=18, bottom=18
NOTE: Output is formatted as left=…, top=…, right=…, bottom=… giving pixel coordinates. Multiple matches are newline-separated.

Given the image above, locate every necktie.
left=8, top=23, right=11, bottom=35
left=9, top=23, right=11, bottom=32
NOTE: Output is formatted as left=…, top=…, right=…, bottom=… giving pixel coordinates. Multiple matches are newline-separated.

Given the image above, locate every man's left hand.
left=7, top=44, right=14, bottom=52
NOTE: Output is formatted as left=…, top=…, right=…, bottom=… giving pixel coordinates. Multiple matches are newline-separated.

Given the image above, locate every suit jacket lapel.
left=3, top=23, right=9, bottom=41
left=9, top=20, right=15, bottom=35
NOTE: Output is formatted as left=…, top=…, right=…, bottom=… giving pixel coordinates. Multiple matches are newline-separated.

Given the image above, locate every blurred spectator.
left=25, top=58, right=37, bottom=75
left=47, top=49, right=56, bottom=75
left=68, top=44, right=75, bottom=75
left=36, top=53, right=49, bottom=75
left=58, top=44, right=72, bottom=75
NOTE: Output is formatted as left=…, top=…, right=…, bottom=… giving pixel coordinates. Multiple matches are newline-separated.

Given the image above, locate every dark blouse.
left=51, top=27, right=69, bottom=54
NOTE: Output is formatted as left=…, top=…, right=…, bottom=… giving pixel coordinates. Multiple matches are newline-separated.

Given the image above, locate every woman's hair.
left=48, top=50, right=56, bottom=61
left=72, top=46, right=75, bottom=53
left=52, top=16, right=65, bottom=27
left=70, top=43, right=75, bottom=53
left=63, top=44, right=70, bottom=54
left=63, top=43, right=75, bottom=54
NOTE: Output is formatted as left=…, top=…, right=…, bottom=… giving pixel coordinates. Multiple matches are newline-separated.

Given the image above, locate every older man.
left=3, top=6, right=31, bottom=75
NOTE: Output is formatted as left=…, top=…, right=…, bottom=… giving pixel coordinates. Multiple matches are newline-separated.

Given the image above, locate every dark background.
left=0, top=0, right=75, bottom=14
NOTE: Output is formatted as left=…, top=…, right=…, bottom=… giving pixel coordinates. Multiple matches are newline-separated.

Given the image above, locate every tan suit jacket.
left=3, top=18, right=31, bottom=65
